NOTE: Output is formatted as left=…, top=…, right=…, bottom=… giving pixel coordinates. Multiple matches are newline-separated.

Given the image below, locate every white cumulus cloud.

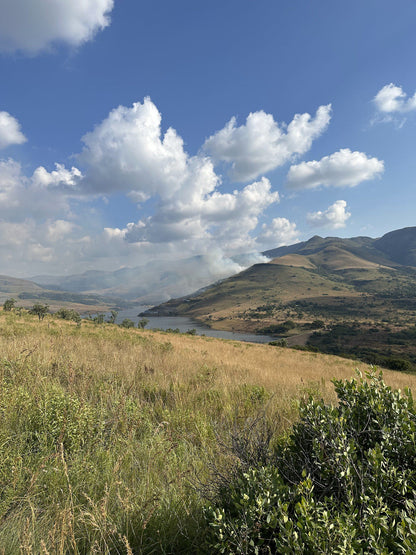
left=307, top=200, right=351, bottom=229
left=80, top=97, right=217, bottom=199
left=286, top=149, right=384, bottom=190
left=32, top=164, right=83, bottom=189
left=0, top=0, right=114, bottom=54
left=374, top=83, right=416, bottom=113
left=105, top=177, right=280, bottom=253
left=79, top=98, right=281, bottom=253
left=0, top=111, right=27, bottom=149
left=47, top=220, right=76, bottom=242
left=0, top=158, right=76, bottom=221
left=256, top=217, right=299, bottom=249
left=0, top=99, right=286, bottom=278
left=203, top=105, right=331, bottom=182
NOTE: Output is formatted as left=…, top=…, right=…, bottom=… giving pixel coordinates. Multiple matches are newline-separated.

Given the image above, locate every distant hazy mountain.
left=30, top=254, right=256, bottom=304
left=0, top=275, right=44, bottom=298
left=0, top=274, right=120, bottom=312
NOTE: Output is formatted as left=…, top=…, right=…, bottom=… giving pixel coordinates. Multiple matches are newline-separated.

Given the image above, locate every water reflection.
left=114, top=306, right=275, bottom=344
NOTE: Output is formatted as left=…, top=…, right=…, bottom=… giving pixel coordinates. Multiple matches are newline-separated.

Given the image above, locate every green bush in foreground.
left=206, top=372, right=416, bottom=553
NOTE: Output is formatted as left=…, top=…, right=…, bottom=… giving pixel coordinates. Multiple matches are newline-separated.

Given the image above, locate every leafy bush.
left=107, top=309, right=118, bottom=324
left=120, top=318, right=135, bottom=329
left=137, top=317, right=148, bottom=329
left=260, top=320, right=296, bottom=335
left=268, top=338, right=287, bottom=347
left=206, top=372, right=416, bottom=553
left=2, top=298, right=16, bottom=312
left=93, top=314, right=105, bottom=324
left=302, top=319, right=325, bottom=330
left=55, top=307, right=81, bottom=323
left=29, top=303, right=49, bottom=320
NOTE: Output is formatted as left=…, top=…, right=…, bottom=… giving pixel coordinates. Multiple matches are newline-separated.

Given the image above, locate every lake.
left=115, top=306, right=277, bottom=344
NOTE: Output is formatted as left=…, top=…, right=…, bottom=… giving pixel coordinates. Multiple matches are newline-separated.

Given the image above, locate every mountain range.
left=1, top=227, right=415, bottom=325
left=29, top=254, right=261, bottom=304
left=142, top=226, right=416, bottom=371
left=145, top=227, right=416, bottom=331
left=263, top=226, right=416, bottom=267
left=149, top=226, right=416, bottom=318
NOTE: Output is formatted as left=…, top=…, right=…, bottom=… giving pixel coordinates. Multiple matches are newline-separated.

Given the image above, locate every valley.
left=3, top=226, right=416, bottom=371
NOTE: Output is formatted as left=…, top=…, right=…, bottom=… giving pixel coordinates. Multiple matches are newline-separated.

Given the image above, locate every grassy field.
left=1, top=310, right=416, bottom=553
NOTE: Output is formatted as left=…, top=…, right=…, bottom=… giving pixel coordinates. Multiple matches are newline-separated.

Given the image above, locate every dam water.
left=115, top=306, right=276, bottom=344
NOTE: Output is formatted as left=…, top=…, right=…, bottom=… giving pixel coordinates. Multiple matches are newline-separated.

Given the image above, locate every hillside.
left=0, top=309, right=415, bottom=552
left=147, top=226, right=416, bottom=371
left=0, top=274, right=44, bottom=296
left=373, top=226, right=416, bottom=266
left=0, top=274, right=123, bottom=313
left=263, top=226, right=416, bottom=267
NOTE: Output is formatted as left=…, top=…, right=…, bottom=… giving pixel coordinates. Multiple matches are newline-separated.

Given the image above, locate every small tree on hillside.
left=3, top=298, right=16, bottom=312
left=29, top=303, right=49, bottom=321
left=120, top=318, right=134, bottom=329
left=55, top=308, right=81, bottom=324
left=107, top=310, right=118, bottom=324
left=93, top=314, right=105, bottom=324
left=137, top=317, right=148, bottom=329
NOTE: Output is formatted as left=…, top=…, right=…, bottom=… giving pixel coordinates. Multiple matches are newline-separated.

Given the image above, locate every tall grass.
left=0, top=311, right=415, bottom=553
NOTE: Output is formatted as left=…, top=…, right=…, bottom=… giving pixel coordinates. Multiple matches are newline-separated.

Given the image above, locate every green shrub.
left=137, top=317, right=148, bottom=329
left=268, top=338, right=287, bottom=347
left=29, top=303, right=49, bottom=320
left=2, top=298, right=16, bottom=312
left=55, top=307, right=81, bottom=323
left=206, top=371, right=416, bottom=553
left=120, top=318, right=135, bottom=329
left=93, top=313, right=105, bottom=324
left=260, top=320, right=296, bottom=335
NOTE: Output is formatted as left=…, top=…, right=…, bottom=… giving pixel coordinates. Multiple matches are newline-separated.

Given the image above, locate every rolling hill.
left=0, top=274, right=123, bottom=313
left=145, top=226, right=416, bottom=371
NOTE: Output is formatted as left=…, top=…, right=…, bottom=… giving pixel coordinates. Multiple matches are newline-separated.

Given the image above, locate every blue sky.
left=0, top=0, right=416, bottom=279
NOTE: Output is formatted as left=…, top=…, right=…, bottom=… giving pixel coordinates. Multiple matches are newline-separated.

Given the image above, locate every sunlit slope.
left=307, top=245, right=392, bottom=271
left=149, top=229, right=416, bottom=334
left=271, top=246, right=392, bottom=272
left=153, top=262, right=358, bottom=318
left=1, top=310, right=415, bottom=403
left=264, top=227, right=416, bottom=268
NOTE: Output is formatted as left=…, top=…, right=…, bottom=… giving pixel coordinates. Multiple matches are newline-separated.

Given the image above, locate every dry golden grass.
left=269, top=254, right=317, bottom=269
left=1, top=310, right=416, bottom=553
left=2, top=311, right=415, bottom=403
